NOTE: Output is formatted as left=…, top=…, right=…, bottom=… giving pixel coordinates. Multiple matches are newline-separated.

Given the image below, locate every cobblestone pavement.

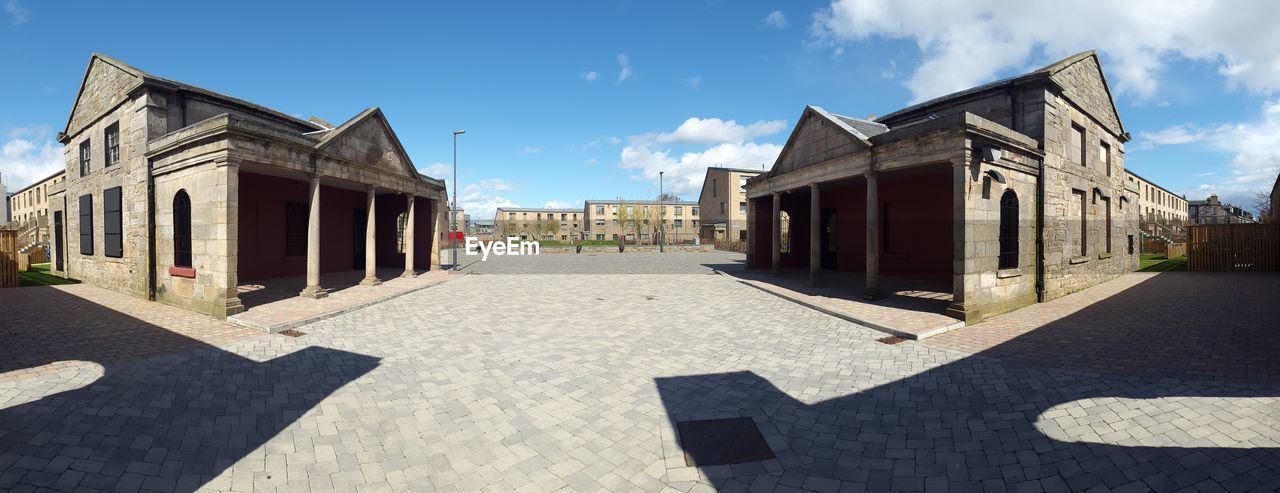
left=1, top=255, right=1278, bottom=492
left=926, top=272, right=1280, bottom=384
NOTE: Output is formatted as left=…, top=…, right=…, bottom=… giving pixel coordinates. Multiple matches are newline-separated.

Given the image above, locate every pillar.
left=403, top=194, right=417, bottom=277
left=360, top=187, right=380, bottom=286
left=299, top=175, right=327, bottom=299
left=808, top=183, right=824, bottom=287
left=864, top=172, right=880, bottom=300
left=429, top=192, right=445, bottom=270
left=771, top=192, right=781, bottom=277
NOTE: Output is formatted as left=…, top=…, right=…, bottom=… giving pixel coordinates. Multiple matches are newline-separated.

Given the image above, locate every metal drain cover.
left=676, top=417, right=775, bottom=467
left=877, top=335, right=907, bottom=345
left=279, top=329, right=306, bottom=337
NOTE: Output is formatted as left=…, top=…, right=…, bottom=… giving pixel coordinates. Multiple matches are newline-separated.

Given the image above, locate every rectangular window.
left=674, top=219, right=683, bottom=228
left=1071, top=123, right=1086, bottom=166
left=674, top=206, right=682, bottom=216
left=79, top=140, right=92, bottom=177
left=739, top=176, right=748, bottom=192
left=739, top=202, right=747, bottom=215
left=1104, top=197, right=1112, bottom=253
left=720, top=202, right=727, bottom=214
left=596, top=234, right=604, bottom=241
left=1073, top=190, right=1087, bottom=256
left=712, top=179, right=717, bottom=197
left=692, top=207, right=699, bottom=216
left=595, top=219, right=605, bottom=226
left=104, top=187, right=123, bottom=258
left=693, top=220, right=698, bottom=228
left=1099, top=141, right=1111, bottom=177
left=285, top=202, right=308, bottom=256
left=104, top=122, right=120, bottom=167
left=79, top=194, right=93, bottom=255
left=595, top=206, right=604, bottom=214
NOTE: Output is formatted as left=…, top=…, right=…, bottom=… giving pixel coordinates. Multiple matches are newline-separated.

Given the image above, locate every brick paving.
left=0, top=284, right=261, bottom=383
left=926, top=272, right=1280, bottom=383
left=229, top=268, right=456, bottom=332
left=1, top=254, right=1277, bottom=492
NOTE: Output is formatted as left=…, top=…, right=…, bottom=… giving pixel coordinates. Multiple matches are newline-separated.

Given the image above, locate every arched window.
left=396, top=212, right=408, bottom=254
left=779, top=211, right=791, bottom=253
left=173, top=190, right=192, bottom=267
left=998, top=189, right=1018, bottom=269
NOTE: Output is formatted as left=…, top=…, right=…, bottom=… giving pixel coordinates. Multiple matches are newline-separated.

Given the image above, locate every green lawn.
left=1138, top=254, right=1187, bottom=272
left=532, top=240, right=618, bottom=247
left=18, top=263, right=79, bottom=287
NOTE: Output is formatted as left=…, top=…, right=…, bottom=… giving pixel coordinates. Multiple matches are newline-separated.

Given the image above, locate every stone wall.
left=153, top=158, right=238, bottom=317
left=773, top=112, right=862, bottom=176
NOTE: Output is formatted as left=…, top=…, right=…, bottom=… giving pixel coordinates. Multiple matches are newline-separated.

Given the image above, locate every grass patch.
left=533, top=240, right=618, bottom=247
left=1138, top=254, right=1187, bottom=272
left=18, top=263, right=79, bottom=287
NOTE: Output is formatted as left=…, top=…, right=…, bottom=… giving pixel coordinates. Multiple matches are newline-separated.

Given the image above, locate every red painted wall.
left=238, top=173, right=363, bottom=281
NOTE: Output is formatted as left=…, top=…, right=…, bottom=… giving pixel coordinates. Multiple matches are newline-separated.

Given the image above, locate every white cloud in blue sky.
left=616, top=53, right=632, bottom=83
left=0, top=125, right=61, bottom=191
left=4, top=0, right=29, bottom=25
left=762, top=10, right=788, bottom=29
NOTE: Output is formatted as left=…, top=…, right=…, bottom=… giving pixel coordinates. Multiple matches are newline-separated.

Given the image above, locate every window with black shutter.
left=79, top=194, right=93, bottom=255
left=104, top=187, right=123, bottom=257
left=173, top=190, right=192, bottom=267
left=285, top=202, right=308, bottom=256
left=998, top=190, right=1018, bottom=269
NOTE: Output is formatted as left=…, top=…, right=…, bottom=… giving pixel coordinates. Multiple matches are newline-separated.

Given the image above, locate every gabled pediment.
left=767, top=106, right=877, bottom=178
left=62, top=54, right=145, bottom=140
left=1047, top=52, right=1126, bottom=138
left=315, top=108, right=421, bottom=179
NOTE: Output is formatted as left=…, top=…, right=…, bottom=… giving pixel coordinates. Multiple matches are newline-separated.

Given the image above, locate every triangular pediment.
left=1048, top=52, right=1126, bottom=138
left=63, top=54, right=145, bottom=139
left=768, top=106, right=871, bottom=178
left=315, top=108, right=419, bottom=178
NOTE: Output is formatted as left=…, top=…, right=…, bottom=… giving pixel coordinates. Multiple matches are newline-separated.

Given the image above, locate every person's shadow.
left=0, top=288, right=379, bottom=492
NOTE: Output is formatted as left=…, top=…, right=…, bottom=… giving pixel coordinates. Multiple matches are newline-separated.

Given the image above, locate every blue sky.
left=3, top=0, right=1279, bottom=219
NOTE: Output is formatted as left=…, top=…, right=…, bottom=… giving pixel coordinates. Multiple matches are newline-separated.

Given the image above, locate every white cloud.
left=459, top=178, right=518, bottom=219
left=617, top=53, right=632, bottom=83
left=1135, top=125, right=1208, bottom=150
left=615, top=117, right=785, bottom=196
left=811, top=0, right=1280, bottom=102
left=520, top=146, right=543, bottom=155
left=1, top=126, right=62, bottom=192
left=762, top=10, right=790, bottom=29
left=418, top=162, right=450, bottom=179
left=465, top=178, right=514, bottom=194
left=685, top=75, right=703, bottom=90
left=4, top=0, right=29, bottom=25
left=636, top=117, right=787, bottom=146
left=583, top=70, right=599, bottom=82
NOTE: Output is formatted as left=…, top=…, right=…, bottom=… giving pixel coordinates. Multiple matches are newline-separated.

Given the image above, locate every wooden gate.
left=1188, top=224, right=1279, bottom=272
left=0, top=230, right=17, bottom=288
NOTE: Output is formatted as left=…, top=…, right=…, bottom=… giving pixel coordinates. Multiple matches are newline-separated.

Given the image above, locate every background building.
left=698, top=167, right=761, bottom=243
left=5, top=171, right=66, bottom=244
left=494, top=207, right=584, bottom=242
left=583, top=199, right=700, bottom=244
left=448, top=208, right=469, bottom=234
left=1190, top=195, right=1255, bottom=225
left=1125, top=171, right=1187, bottom=241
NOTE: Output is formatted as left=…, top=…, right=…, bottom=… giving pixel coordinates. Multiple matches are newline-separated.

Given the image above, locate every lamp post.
left=452, top=130, right=465, bottom=270
left=658, top=171, right=665, bottom=253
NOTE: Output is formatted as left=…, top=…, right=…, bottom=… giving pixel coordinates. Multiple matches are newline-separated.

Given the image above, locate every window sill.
left=168, top=266, right=196, bottom=278
left=1069, top=256, right=1090, bottom=265
left=1097, top=253, right=1113, bottom=260
left=996, top=268, right=1022, bottom=279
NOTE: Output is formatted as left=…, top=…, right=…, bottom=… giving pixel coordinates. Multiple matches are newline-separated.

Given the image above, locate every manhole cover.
left=877, top=335, right=907, bottom=345
left=676, top=417, right=775, bottom=467
left=279, top=329, right=306, bottom=337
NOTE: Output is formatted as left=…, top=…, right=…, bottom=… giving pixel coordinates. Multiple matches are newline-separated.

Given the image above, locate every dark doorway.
left=53, top=211, right=64, bottom=271
left=820, top=207, right=837, bottom=269
left=353, top=209, right=366, bottom=270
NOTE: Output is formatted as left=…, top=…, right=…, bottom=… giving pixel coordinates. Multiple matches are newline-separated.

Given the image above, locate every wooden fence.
left=1166, top=242, right=1186, bottom=259
left=1188, top=223, right=1279, bottom=272
left=0, top=230, right=18, bottom=288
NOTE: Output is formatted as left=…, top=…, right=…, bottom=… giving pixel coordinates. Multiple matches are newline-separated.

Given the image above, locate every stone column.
left=808, top=183, right=825, bottom=287
left=299, top=175, right=327, bottom=299
left=402, top=194, right=417, bottom=277
left=864, top=172, right=880, bottom=300
left=429, top=192, right=445, bottom=270
left=218, top=159, right=244, bottom=317
left=360, top=187, right=380, bottom=286
left=771, top=192, right=781, bottom=277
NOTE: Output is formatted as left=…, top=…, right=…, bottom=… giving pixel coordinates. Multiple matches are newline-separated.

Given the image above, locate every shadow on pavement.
left=0, top=288, right=379, bottom=492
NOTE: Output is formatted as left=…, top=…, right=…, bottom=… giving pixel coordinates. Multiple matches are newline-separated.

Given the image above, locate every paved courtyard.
left=1, top=252, right=1278, bottom=492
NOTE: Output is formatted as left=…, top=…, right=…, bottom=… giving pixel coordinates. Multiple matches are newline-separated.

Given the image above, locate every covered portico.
left=745, top=106, right=1044, bottom=322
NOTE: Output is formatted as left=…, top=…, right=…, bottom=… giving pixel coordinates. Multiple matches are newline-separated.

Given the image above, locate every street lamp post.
left=659, top=171, right=665, bottom=253
left=452, top=130, right=465, bottom=270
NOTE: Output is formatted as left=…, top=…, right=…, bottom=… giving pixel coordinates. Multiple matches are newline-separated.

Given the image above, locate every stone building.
left=697, top=167, right=761, bottom=242
left=745, top=51, right=1139, bottom=323
left=494, top=207, right=584, bottom=242
left=1125, top=170, right=1188, bottom=239
left=1189, top=195, right=1255, bottom=225
left=583, top=199, right=700, bottom=244
left=47, top=54, right=448, bottom=318
left=5, top=171, right=66, bottom=241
